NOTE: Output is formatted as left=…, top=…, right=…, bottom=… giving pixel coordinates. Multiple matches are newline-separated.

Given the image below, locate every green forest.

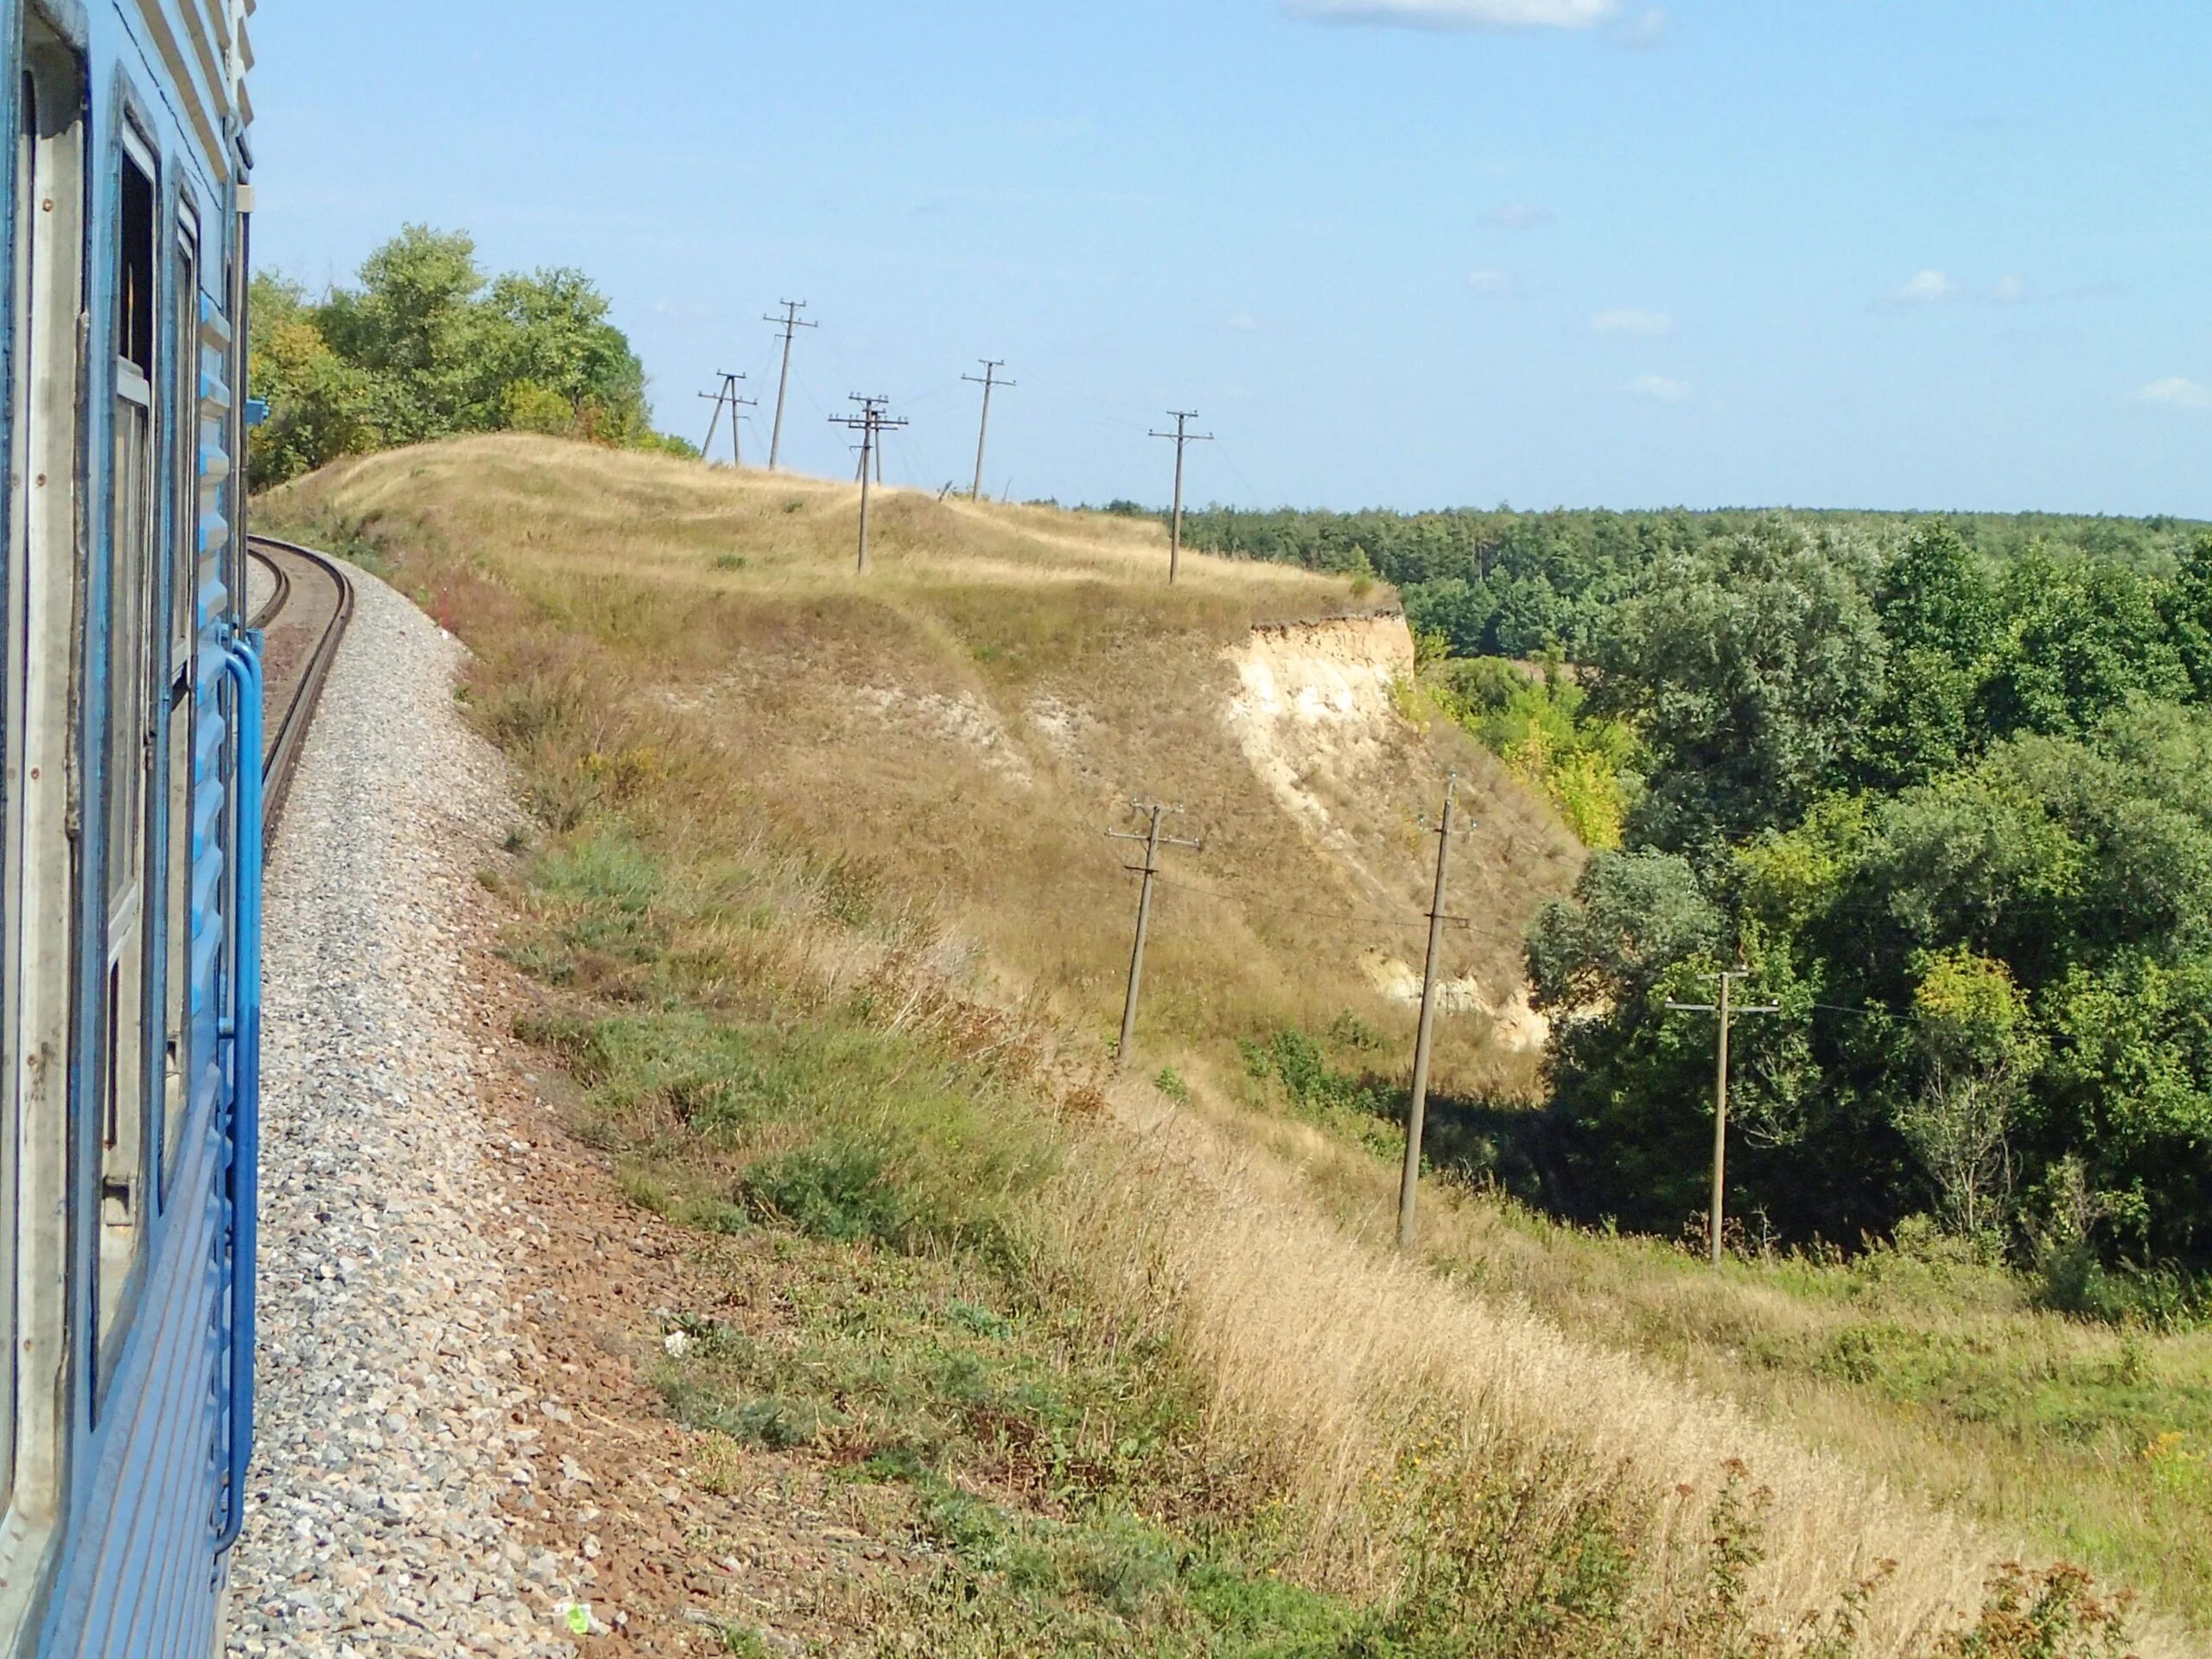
left=1179, top=503, right=2212, bottom=1308
left=247, top=225, right=693, bottom=486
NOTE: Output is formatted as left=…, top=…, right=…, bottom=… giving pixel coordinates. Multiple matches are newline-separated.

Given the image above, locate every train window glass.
left=98, top=135, right=160, bottom=1354
left=160, top=207, right=200, bottom=1195
left=169, top=207, right=198, bottom=669
left=0, top=14, right=88, bottom=1629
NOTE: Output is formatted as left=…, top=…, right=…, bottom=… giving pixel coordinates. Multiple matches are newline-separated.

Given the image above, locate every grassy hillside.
left=275, top=435, right=1579, bottom=1097
left=260, top=436, right=2189, bottom=1656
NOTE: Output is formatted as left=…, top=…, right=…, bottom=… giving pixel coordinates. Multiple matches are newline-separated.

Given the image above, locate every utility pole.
left=1665, top=969, right=1779, bottom=1266
left=1105, top=802, right=1204, bottom=1072
left=1148, top=410, right=1213, bottom=584
left=764, top=299, right=817, bottom=471
left=700, top=388, right=725, bottom=461
left=1397, top=774, right=1469, bottom=1251
left=847, top=394, right=892, bottom=485
left=827, top=397, right=906, bottom=574
left=698, top=372, right=755, bottom=467
left=963, top=359, right=1014, bottom=501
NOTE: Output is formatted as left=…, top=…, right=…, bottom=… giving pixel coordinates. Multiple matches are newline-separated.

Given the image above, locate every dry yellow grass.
left=1052, top=1093, right=2024, bottom=1654
left=262, top=435, right=2198, bottom=1654
left=283, top=434, right=1580, bottom=1092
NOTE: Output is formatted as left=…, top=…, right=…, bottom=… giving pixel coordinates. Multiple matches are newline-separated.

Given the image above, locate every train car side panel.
left=6, top=0, right=256, bottom=1651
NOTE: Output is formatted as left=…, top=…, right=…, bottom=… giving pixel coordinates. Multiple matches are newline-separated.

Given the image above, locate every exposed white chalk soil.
left=226, top=569, right=583, bottom=1657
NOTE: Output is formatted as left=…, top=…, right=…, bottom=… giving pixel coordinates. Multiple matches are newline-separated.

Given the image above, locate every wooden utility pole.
left=1148, top=410, right=1213, bottom=584
left=827, top=397, right=906, bottom=573
left=1106, top=802, right=1203, bottom=1072
left=1397, top=774, right=1467, bottom=1251
left=963, top=359, right=1014, bottom=501
left=764, top=299, right=817, bottom=471
left=1666, top=969, right=1779, bottom=1265
left=698, top=372, right=755, bottom=467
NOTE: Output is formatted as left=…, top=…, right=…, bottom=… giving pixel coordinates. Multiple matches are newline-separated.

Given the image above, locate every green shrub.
left=501, top=379, right=576, bottom=435
left=740, top=1140, right=912, bottom=1245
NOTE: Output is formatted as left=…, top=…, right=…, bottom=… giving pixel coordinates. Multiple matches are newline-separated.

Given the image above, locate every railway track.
left=243, top=536, right=354, bottom=842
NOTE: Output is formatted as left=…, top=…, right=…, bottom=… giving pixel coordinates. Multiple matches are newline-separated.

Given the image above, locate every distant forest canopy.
left=1164, top=503, right=2209, bottom=660
left=247, top=225, right=696, bottom=486
left=1175, top=500, right=2212, bottom=1301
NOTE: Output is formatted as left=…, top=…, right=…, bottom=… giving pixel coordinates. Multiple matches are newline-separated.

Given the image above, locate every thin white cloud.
left=1484, top=201, right=1555, bottom=229
left=1992, top=274, right=2027, bottom=304
left=1627, top=374, right=1692, bottom=402
left=2141, top=377, right=2212, bottom=411
left=1287, top=0, right=1617, bottom=30
left=1468, top=268, right=1514, bottom=296
left=1225, top=313, right=1261, bottom=332
left=1891, top=269, right=1958, bottom=304
left=1617, top=6, right=1668, bottom=47
left=1592, top=307, right=1674, bottom=337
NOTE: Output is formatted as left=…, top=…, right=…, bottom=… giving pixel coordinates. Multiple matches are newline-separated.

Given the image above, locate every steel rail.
left=243, top=535, right=356, bottom=842
left=243, top=543, right=290, bottom=633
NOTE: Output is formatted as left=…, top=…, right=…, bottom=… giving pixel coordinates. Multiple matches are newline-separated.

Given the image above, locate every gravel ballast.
left=226, top=568, right=584, bottom=1658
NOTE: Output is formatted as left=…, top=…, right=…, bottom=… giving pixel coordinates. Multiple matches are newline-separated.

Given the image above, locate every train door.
left=0, top=11, right=86, bottom=1643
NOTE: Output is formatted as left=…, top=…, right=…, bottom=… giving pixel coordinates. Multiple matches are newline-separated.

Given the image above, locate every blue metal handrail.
left=213, top=627, right=264, bottom=1552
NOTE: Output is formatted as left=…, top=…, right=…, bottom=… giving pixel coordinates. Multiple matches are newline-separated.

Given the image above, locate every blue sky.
left=249, top=2, right=2212, bottom=516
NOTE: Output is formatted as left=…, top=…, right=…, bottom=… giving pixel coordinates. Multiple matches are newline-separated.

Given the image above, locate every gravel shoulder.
left=228, top=568, right=587, bottom=1658
left=230, top=565, right=929, bottom=1656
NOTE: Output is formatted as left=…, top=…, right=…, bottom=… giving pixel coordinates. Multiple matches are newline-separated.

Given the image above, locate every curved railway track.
left=244, top=535, right=354, bottom=841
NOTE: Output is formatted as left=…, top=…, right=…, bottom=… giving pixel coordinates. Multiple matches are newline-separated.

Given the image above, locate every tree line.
left=247, top=225, right=693, bottom=486
left=1182, top=504, right=2212, bottom=1303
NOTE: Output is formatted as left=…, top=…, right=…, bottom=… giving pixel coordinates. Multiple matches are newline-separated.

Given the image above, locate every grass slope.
left=261, top=435, right=2187, bottom=1656
left=280, top=435, right=1576, bottom=1092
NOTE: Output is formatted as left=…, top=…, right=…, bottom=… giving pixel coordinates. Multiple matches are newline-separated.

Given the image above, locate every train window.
left=0, top=11, right=87, bottom=1628
left=97, top=132, right=161, bottom=1354
left=0, top=58, right=33, bottom=1531
left=160, top=205, right=200, bottom=1195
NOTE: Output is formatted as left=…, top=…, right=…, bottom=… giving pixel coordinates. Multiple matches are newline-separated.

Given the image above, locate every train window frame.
left=158, top=195, right=200, bottom=1205
left=94, top=118, right=161, bottom=1371
left=0, top=10, right=88, bottom=1641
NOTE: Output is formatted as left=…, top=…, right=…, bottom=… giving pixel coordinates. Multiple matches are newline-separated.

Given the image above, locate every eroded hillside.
left=275, top=435, right=1580, bottom=1092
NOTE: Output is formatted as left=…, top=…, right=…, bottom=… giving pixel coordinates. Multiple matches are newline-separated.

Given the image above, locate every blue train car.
left=0, top=1, right=262, bottom=1652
